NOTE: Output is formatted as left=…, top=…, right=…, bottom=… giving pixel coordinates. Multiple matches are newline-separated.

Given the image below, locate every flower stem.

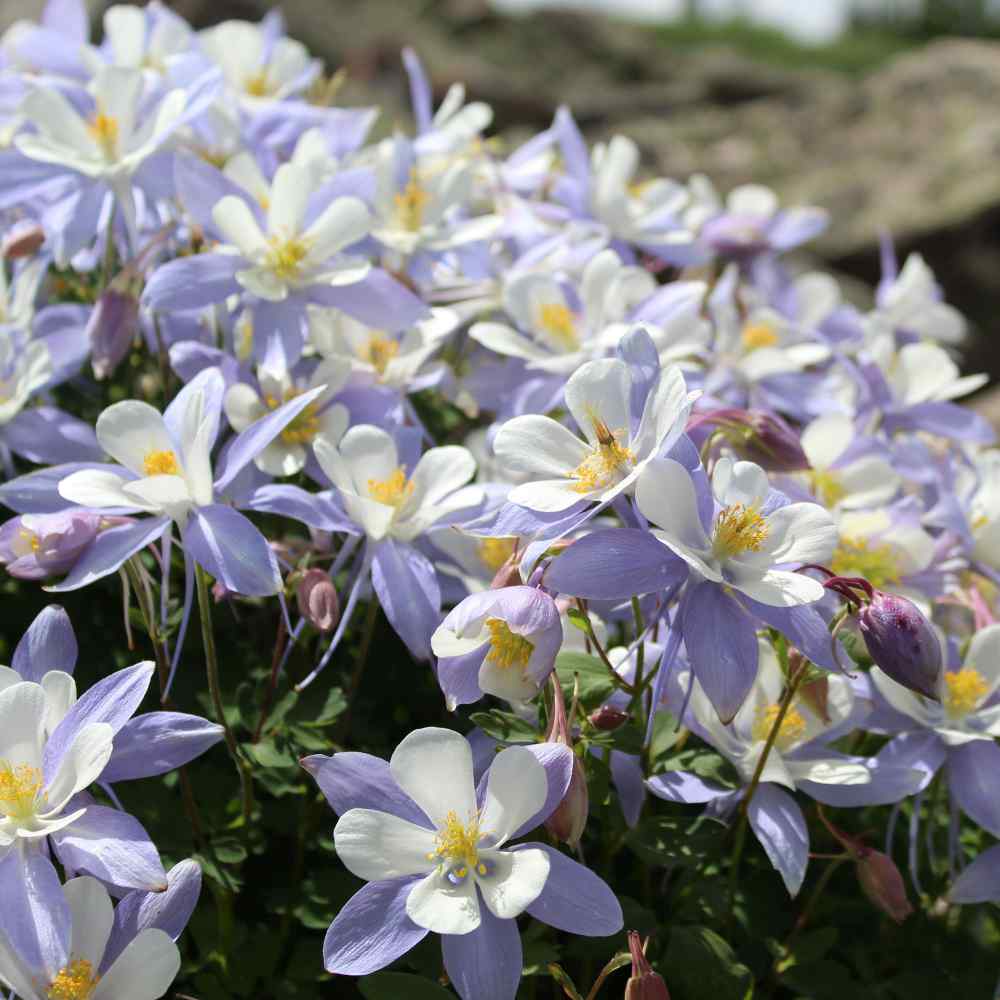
left=196, top=564, right=254, bottom=826
left=575, top=598, right=635, bottom=695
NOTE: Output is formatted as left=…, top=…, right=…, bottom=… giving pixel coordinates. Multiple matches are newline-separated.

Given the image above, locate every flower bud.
left=625, top=931, right=670, bottom=1000
left=0, top=511, right=101, bottom=580
left=1, top=221, right=45, bottom=258
left=742, top=411, right=810, bottom=472
left=88, top=287, right=139, bottom=380
left=855, top=848, right=913, bottom=924
left=297, top=568, right=340, bottom=633
left=858, top=591, right=941, bottom=699
left=544, top=753, right=588, bottom=848
left=589, top=704, right=629, bottom=731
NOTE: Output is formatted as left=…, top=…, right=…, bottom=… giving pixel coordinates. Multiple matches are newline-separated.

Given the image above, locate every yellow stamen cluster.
left=943, top=668, right=989, bottom=719
left=143, top=449, right=179, bottom=477
left=368, top=467, right=414, bottom=507
left=538, top=303, right=579, bottom=351
left=265, top=235, right=311, bottom=282
left=243, top=71, right=273, bottom=97
left=741, top=322, right=779, bottom=351
left=362, top=334, right=400, bottom=377
left=0, top=761, right=44, bottom=819
left=712, top=504, right=769, bottom=558
left=571, top=422, right=635, bottom=494
left=88, top=110, right=119, bottom=160
left=428, top=810, right=487, bottom=878
left=19, top=528, right=40, bottom=553
left=265, top=389, right=321, bottom=445
left=47, top=960, right=99, bottom=1000
left=478, top=536, right=517, bottom=572
left=830, top=537, right=900, bottom=591
left=810, top=469, right=846, bottom=508
left=484, top=618, right=534, bottom=670
left=752, top=703, right=807, bottom=750
left=394, top=174, right=430, bottom=232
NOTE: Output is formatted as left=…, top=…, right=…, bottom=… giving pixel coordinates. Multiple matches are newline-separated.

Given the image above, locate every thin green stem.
left=195, top=564, right=254, bottom=826
left=575, top=598, right=635, bottom=695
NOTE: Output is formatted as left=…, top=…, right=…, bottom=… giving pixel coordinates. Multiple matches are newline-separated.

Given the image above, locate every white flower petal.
left=40, top=671, right=76, bottom=736
left=95, top=401, right=176, bottom=478
left=635, top=459, right=711, bottom=552
left=870, top=667, right=935, bottom=727
left=333, top=808, right=437, bottom=881
left=564, top=359, right=631, bottom=447
left=43, top=722, right=114, bottom=814
left=478, top=745, right=547, bottom=847
left=404, top=869, right=480, bottom=934
left=0, top=681, right=46, bottom=768
left=223, top=384, right=266, bottom=433
left=212, top=196, right=267, bottom=259
left=303, top=197, right=371, bottom=262
left=477, top=847, right=550, bottom=919
left=93, top=929, right=180, bottom=1000
left=58, top=470, right=147, bottom=511
left=266, top=163, right=310, bottom=239
left=493, top=415, right=588, bottom=480
left=64, top=876, right=113, bottom=970
left=389, top=727, right=476, bottom=829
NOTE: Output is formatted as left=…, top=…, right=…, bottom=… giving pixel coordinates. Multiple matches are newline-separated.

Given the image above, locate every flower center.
left=741, top=322, right=779, bottom=351
left=367, top=467, right=414, bottom=507
left=19, top=528, right=41, bottom=553
left=265, top=390, right=321, bottom=445
left=0, top=761, right=44, bottom=820
left=943, top=668, right=989, bottom=719
left=538, top=303, right=579, bottom=351
left=265, top=235, right=311, bottom=282
left=712, top=503, right=769, bottom=558
left=478, top=536, right=517, bottom=572
left=830, top=537, right=900, bottom=591
left=571, top=421, right=635, bottom=494
left=244, top=70, right=273, bottom=97
left=48, top=959, right=99, bottom=1000
left=752, top=702, right=807, bottom=750
left=143, top=449, right=179, bottom=477
left=484, top=618, right=534, bottom=670
left=810, top=469, right=846, bottom=507
left=362, top=334, right=400, bottom=377
left=428, top=810, right=488, bottom=881
left=395, top=173, right=430, bottom=232
left=88, top=109, right=119, bottom=160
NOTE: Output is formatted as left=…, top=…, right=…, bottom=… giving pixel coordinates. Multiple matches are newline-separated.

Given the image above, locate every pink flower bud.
left=1, top=221, right=45, bottom=259
left=297, top=568, right=340, bottom=633
left=544, top=753, right=588, bottom=848
left=589, top=704, right=629, bottom=731
left=742, top=411, right=810, bottom=472
left=88, top=288, right=139, bottom=380
left=625, top=931, right=670, bottom=1000
left=859, top=591, right=942, bottom=699
left=855, top=848, right=913, bottom=924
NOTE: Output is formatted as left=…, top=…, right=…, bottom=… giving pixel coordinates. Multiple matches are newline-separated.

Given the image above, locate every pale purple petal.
left=510, top=742, right=574, bottom=838
left=646, top=770, right=729, bottom=805
left=4, top=407, right=102, bottom=464
left=0, top=462, right=129, bottom=515
left=182, top=504, right=281, bottom=597
left=442, top=899, right=521, bottom=1000
left=101, top=713, right=224, bottom=782
left=610, top=751, right=646, bottom=827
left=142, top=254, right=241, bottom=312
left=12, top=604, right=77, bottom=681
left=310, top=269, right=428, bottom=333
left=370, top=538, right=440, bottom=661
left=949, top=845, right=1000, bottom=905
left=746, top=784, right=809, bottom=896
left=949, top=739, right=1000, bottom=837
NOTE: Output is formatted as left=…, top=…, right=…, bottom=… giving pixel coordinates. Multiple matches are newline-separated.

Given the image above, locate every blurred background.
left=6, top=0, right=1000, bottom=403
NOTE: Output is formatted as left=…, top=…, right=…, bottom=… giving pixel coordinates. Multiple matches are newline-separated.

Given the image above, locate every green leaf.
left=648, top=710, right=683, bottom=763
left=469, top=709, right=539, bottom=743
left=665, top=925, right=753, bottom=1000
left=565, top=608, right=590, bottom=633
left=359, top=972, right=454, bottom=1000
left=626, top=815, right=725, bottom=870
left=245, top=739, right=296, bottom=770
left=556, top=651, right=616, bottom=709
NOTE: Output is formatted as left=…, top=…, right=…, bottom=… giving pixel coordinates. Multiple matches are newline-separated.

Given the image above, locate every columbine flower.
left=494, top=355, right=696, bottom=513
left=0, top=510, right=102, bottom=579
left=0, top=861, right=182, bottom=1000
left=870, top=249, right=965, bottom=344
left=303, top=727, right=621, bottom=1000
left=431, top=585, right=562, bottom=708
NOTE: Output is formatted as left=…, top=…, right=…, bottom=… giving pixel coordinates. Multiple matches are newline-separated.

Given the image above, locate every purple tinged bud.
left=0, top=511, right=101, bottom=580
left=855, top=848, right=913, bottom=924
left=1, top=221, right=44, bottom=258
left=297, top=568, right=340, bottom=633
left=858, top=591, right=942, bottom=700
left=589, top=704, right=629, bottom=731
left=626, top=931, right=670, bottom=1000
left=544, top=675, right=589, bottom=848
left=743, top=411, right=810, bottom=472
left=88, top=288, right=139, bottom=380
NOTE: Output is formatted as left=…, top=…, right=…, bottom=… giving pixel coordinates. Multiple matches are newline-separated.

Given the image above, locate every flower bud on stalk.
left=544, top=675, right=589, bottom=848
left=686, top=408, right=809, bottom=473
left=625, top=931, right=670, bottom=1000
left=1, top=221, right=44, bottom=258
left=855, top=848, right=913, bottom=924
left=589, top=704, right=629, bottom=731
left=89, top=286, right=140, bottom=380
left=858, top=591, right=942, bottom=700
left=297, top=568, right=340, bottom=633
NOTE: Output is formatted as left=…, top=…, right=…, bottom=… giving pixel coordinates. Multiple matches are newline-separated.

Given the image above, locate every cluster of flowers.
left=0, top=1, right=999, bottom=997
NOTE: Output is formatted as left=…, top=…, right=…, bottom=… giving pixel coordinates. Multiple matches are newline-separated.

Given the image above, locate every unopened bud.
left=859, top=591, right=941, bottom=699
left=297, top=568, right=340, bottom=633
left=88, top=288, right=139, bottom=380
left=625, top=931, right=670, bottom=1000
left=1, top=221, right=45, bottom=258
left=742, top=411, right=810, bottom=472
left=544, top=753, right=588, bottom=848
left=856, top=848, right=913, bottom=924
left=490, top=555, right=522, bottom=590
left=589, top=704, right=629, bottom=731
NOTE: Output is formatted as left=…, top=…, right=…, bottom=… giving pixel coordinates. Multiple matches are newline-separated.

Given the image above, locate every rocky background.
left=6, top=0, right=1000, bottom=416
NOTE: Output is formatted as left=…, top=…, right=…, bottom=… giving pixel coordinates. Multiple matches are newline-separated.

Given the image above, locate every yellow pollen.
left=538, top=303, right=579, bottom=350
left=362, top=334, right=400, bottom=377
left=142, top=449, right=179, bottom=477
left=484, top=618, right=534, bottom=670
left=244, top=71, right=272, bottom=97
left=752, top=702, right=807, bottom=750
left=368, top=467, right=414, bottom=507
left=265, top=235, right=311, bottom=282
left=19, top=528, right=40, bottom=553
left=943, top=668, right=989, bottom=719
left=478, top=536, right=517, bottom=572
left=428, top=810, right=481, bottom=870
left=713, top=503, right=769, bottom=558
left=264, top=389, right=321, bottom=445
left=394, top=173, right=430, bottom=231
left=570, top=421, right=635, bottom=493
left=810, top=469, right=846, bottom=507
left=87, top=110, right=119, bottom=160
left=830, top=537, right=900, bottom=591
left=0, top=761, right=44, bottom=820
left=47, top=959, right=99, bottom=1000
left=742, top=322, right=779, bottom=351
